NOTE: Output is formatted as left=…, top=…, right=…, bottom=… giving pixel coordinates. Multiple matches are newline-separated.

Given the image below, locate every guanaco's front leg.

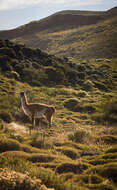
left=32, top=115, right=35, bottom=129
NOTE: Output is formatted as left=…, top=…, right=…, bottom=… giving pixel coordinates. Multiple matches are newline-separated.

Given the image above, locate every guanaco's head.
left=20, top=91, right=26, bottom=98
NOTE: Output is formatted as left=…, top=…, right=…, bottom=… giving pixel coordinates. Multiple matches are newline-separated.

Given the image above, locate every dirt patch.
left=7, top=122, right=27, bottom=134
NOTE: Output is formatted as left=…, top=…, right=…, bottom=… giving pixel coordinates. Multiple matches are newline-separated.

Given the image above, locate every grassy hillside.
left=0, top=7, right=117, bottom=59
left=0, top=39, right=117, bottom=189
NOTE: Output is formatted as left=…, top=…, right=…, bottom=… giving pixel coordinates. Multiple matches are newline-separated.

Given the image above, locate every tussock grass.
left=68, top=129, right=92, bottom=144
left=73, top=174, right=104, bottom=184
left=105, top=145, right=117, bottom=154
left=56, top=162, right=90, bottom=174
left=1, top=151, right=56, bottom=163
left=96, top=135, right=117, bottom=145
left=55, top=146, right=80, bottom=159
left=0, top=135, right=21, bottom=153
left=86, top=162, right=117, bottom=184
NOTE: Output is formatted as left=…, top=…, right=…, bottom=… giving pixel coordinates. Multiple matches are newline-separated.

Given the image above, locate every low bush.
left=101, top=153, right=117, bottom=160
left=73, top=174, right=103, bottom=184
left=105, top=145, right=117, bottom=154
left=1, top=150, right=55, bottom=163
left=6, top=71, right=20, bottom=80
left=0, top=136, right=21, bottom=153
left=68, top=129, right=91, bottom=144
left=0, top=156, right=33, bottom=174
left=77, top=90, right=87, bottom=98
left=82, top=80, right=94, bottom=91
left=0, top=110, right=13, bottom=123
left=29, top=154, right=55, bottom=163
left=56, top=162, right=89, bottom=174
left=96, top=135, right=117, bottom=144
left=55, top=147, right=79, bottom=159
left=63, top=98, right=80, bottom=112
left=86, top=162, right=117, bottom=184
left=92, top=98, right=117, bottom=124
left=94, top=81, right=108, bottom=91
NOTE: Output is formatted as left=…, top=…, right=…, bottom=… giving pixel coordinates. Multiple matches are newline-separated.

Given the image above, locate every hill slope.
left=0, top=7, right=117, bottom=58
left=0, top=39, right=117, bottom=190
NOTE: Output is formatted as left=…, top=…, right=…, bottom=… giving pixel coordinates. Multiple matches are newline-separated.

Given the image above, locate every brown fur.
left=20, top=91, right=55, bottom=129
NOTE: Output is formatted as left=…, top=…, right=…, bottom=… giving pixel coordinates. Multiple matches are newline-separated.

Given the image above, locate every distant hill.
left=0, top=6, right=117, bottom=58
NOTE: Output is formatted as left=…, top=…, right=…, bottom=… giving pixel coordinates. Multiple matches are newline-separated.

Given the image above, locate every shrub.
left=6, top=71, right=20, bottom=80
left=45, top=66, right=65, bottom=83
left=68, top=129, right=91, bottom=144
left=67, top=70, right=79, bottom=83
left=101, top=153, right=117, bottom=160
left=0, top=110, right=13, bottom=123
left=77, top=90, right=87, bottom=97
left=0, top=156, right=32, bottom=173
left=29, top=154, right=55, bottom=163
left=1, top=151, right=55, bottom=164
left=0, top=47, right=16, bottom=58
left=92, top=98, right=117, bottom=124
left=63, top=98, right=80, bottom=111
left=94, top=81, right=107, bottom=91
left=59, top=172, right=74, bottom=182
left=83, top=104, right=96, bottom=113
left=0, top=58, right=13, bottom=71
left=86, top=162, right=117, bottom=184
left=0, top=137, right=21, bottom=153
left=56, top=162, right=89, bottom=174
left=82, top=80, right=94, bottom=91
left=56, top=147, right=79, bottom=159
left=96, top=135, right=117, bottom=145
left=105, top=145, right=117, bottom=154
left=73, top=174, right=103, bottom=184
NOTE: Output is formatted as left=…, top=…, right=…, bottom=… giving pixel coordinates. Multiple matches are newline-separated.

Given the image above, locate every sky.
left=0, top=0, right=117, bottom=30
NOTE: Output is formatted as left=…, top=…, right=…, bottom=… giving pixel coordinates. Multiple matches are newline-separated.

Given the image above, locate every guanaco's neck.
left=21, top=95, right=28, bottom=107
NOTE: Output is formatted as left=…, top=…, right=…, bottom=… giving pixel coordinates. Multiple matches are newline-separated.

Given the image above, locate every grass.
left=0, top=76, right=116, bottom=189
left=86, top=162, right=117, bottom=184
left=0, top=41, right=117, bottom=189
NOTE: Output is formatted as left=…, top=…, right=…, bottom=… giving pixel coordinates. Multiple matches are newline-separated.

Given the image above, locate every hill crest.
left=0, top=6, right=117, bottom=59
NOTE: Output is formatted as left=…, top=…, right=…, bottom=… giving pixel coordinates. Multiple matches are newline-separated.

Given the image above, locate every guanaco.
left=20, top=91, right=55, bottom=129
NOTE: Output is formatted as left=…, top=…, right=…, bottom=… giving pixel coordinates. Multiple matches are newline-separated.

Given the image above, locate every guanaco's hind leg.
left=45, top=107, right=55, bottom=127
left=31, top=115, right=36, bottom=129
left=46, top=114, right=53, bottom=127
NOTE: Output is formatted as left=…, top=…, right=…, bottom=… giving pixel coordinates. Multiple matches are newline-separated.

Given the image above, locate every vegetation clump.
left=92, top=98, right=117, bottom=124
left=68, top=129, right=91, bottom=144
left=55, top=147, right=79, bottom=159
left=63, top=98, right=80, bottom=111
left=56, top=162, right=89, bottom=174
left=0, top=110, right=13, bottom=123
left=86, top=162, right=117, bottom=184
left=0, top=136, right=21, bottom=153
left=96, top=135, right=117, bottom=145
